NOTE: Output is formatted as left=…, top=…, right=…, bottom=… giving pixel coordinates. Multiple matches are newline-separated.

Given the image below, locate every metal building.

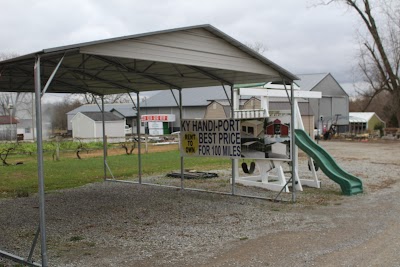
left=296, top=73, right=349, bottom=133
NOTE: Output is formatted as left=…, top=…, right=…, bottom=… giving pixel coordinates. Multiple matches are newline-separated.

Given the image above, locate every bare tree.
left=70, top=93, right=131, bottom=104
left=0, top=92, right=32, bottom=116
left=0, top=52, right=33, bottom=119
left=245, top=42, right=268, bottom=55
left=320, top=0, right=400, bottom=126
left=349, top=90, right=397, bottom=125
left=45, top=96, right=82, bottom=131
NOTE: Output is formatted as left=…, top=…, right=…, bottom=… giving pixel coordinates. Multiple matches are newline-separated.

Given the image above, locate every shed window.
left=248, top=127, right=254, bottom=135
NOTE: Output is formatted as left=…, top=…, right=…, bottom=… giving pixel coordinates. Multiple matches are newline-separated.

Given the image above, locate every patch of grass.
left=0, top=150, right=230, bottom=198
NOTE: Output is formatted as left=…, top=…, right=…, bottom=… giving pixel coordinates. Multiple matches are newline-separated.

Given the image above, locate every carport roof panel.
left=0, top=24, right=298, bottom=94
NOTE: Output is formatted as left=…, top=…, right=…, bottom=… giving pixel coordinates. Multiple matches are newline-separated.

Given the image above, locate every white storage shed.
left=71, top=111, right=125, bottom=142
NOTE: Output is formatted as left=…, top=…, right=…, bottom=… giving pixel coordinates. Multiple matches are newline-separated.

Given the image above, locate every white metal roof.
left=295, top=73, right=328, bottom=91
left=348, top=116, right=368, bottom=123
left=349, top=112, right=384, bottom=123
left=0, top=25, right=298, bottom=95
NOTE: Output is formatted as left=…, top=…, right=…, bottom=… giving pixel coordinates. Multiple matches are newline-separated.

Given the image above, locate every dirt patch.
left=367, top=178, right=397, bottom=192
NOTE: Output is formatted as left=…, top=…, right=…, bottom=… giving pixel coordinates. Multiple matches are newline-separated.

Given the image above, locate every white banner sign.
left=180, top=119, right=241, bottom=158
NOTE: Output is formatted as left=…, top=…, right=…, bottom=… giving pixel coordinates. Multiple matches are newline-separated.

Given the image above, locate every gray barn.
left=296, top=73, right=349, bottom=132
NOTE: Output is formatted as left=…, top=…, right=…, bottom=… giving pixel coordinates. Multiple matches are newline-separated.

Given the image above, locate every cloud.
left=0, top=0, right=362, bottom=88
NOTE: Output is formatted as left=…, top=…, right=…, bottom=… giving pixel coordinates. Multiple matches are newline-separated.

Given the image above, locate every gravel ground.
left=1, top=140, right=400, bottom=266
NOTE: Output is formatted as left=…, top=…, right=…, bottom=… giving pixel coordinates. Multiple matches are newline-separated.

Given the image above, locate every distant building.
left=16, top=119, right=35, bottom=141
left=71, top=112, right=125, bottom=142
left=15, top=119, right=51, bottom=141
left=296, top=73, right=349, bottom=133
left=67, top=73, right=348, bottom=136
left=349, top=112, right=386, bottom=134
left=67, top=103, right=137, bottom=133
left=140, top=86, right=227, bottom=132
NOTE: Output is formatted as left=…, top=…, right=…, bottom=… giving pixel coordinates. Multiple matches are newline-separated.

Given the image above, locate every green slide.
left=294, top=129, right=363, bottom=196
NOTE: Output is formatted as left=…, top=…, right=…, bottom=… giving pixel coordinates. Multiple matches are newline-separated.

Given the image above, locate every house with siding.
left=15, top=119, right=52, bottom=141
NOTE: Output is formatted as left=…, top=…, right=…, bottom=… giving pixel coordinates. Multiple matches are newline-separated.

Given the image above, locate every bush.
left=373, top=122, right=385, bottom=137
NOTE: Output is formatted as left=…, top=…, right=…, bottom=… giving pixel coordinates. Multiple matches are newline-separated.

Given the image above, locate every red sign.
left=141, top=114, right=175, bottom=122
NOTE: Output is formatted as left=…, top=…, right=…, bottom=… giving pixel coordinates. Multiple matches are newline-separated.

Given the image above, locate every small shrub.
left=16, top=189, right=29, bottom=198
left=373, top=122, right=385, bottom=137
left=69, top=236, right=84, bottom=242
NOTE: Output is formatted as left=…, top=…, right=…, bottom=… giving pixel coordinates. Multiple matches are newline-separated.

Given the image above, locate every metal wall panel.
left=80, top=28, right=280, bottom=76
left=332, top=97, right=349, bottom=125
left=312, top=74, right=348, bottom=97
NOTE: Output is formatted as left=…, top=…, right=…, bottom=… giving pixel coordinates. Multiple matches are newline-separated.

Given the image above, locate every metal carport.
left=0, top=24, right=298, bottom=266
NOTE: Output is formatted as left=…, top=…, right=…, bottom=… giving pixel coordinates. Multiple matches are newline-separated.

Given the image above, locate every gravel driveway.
left=1, top=140, right=400, bottom=266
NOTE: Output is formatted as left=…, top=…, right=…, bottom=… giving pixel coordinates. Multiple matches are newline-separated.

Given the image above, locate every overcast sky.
left=1, top=0, right=365, bottom=98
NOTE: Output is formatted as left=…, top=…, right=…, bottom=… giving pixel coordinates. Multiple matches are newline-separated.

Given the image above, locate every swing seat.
left=242, top=162, right=256, bottom=174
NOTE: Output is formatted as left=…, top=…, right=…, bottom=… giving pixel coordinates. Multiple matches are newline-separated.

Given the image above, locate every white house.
left=71, top=112, right=125, bottom=142
left=16, top=119, right=35, bottom=140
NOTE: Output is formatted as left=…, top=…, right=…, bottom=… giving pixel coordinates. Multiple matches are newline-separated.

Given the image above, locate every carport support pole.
left=179, top=89, right=184, bottom=190
left=231, top=85, right=236, bottom=195
left=34, top=55, right=49, bottom=267
left=101, top=96, right=107, bottom=179
left=290, top=82, right=296, bottom=202
left=137, top=92, right=142, bottom=183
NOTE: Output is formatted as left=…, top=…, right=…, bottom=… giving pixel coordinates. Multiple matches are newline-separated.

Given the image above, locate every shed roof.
left=80, top=112, right=124, bottom=122
left=67, top=103, right=136, bottom=116
left=110, top=107, right=136, bottom=117
left=295, top=73, right=329, bottom=91
left=348, top=116, right=367, bottom=123
left=0, top=116, right=18, bottom=125
left=349, top=112, right=385, bottom=123
left=0, top=25, right=297, bottom=95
